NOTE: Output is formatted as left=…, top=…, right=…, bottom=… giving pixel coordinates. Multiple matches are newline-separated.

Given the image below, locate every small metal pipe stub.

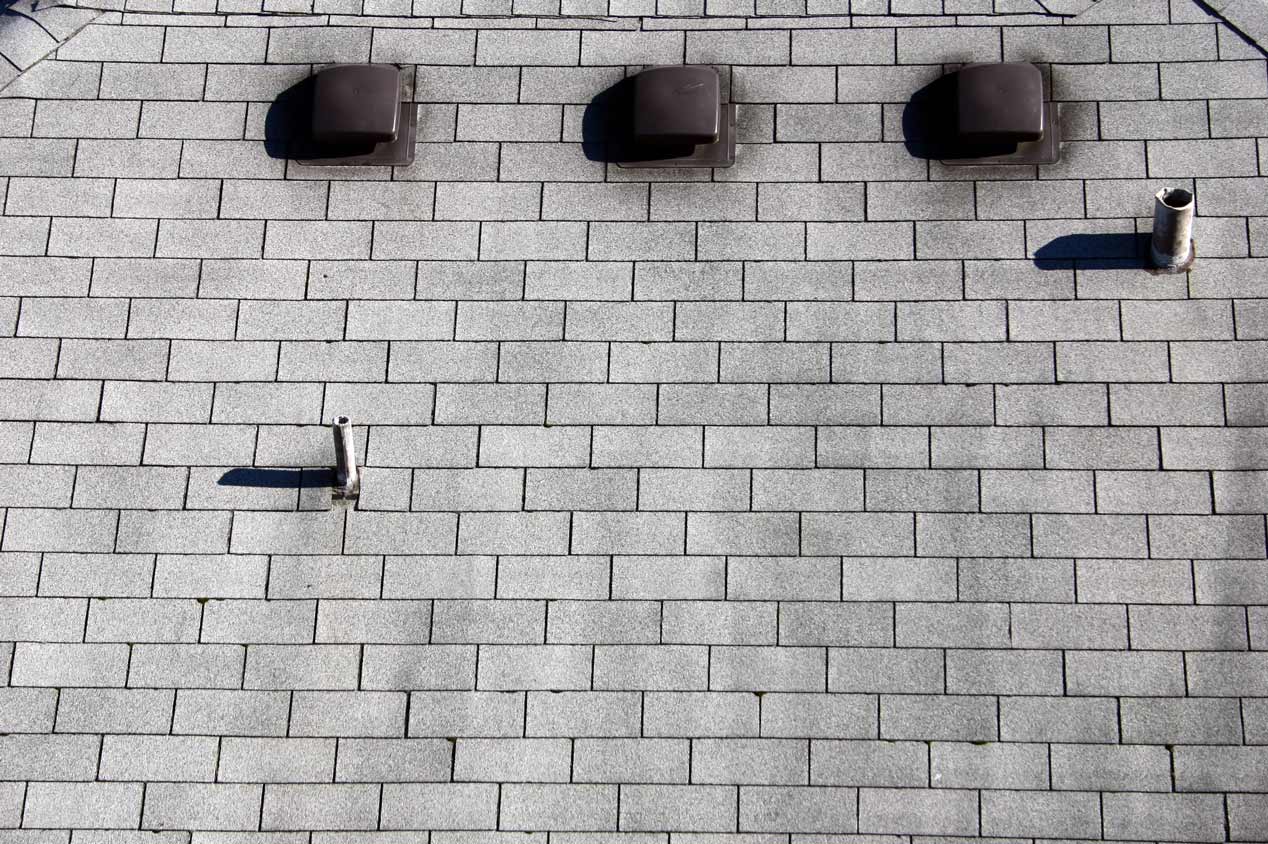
left=1150, top=187, right=1195, bottom=273
left=331, top=416, right=360, bottom=501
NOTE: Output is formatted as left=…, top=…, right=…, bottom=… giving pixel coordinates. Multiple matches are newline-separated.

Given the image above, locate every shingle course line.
left=1, top=0, right=1266, bottom=837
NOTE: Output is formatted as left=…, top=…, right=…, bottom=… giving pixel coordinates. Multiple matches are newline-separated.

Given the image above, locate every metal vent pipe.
left=1150, top=187, right=1195, bottom=272
left=332, top=416, right=360, bottom=501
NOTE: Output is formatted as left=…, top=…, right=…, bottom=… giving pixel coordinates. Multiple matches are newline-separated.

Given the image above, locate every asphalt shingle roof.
left=0, top=0, right=1267, bottom=838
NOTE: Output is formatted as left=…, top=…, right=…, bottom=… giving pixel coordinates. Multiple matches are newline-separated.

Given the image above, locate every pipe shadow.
left=1032, top=233, right=1151, bottom=269
left=218, top=467, right=333, bottom=489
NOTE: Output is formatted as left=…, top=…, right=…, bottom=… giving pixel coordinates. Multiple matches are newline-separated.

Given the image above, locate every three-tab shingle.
left=0, top=0, right=1266, bottom=837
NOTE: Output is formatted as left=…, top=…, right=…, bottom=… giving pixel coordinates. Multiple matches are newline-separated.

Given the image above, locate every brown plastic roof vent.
left=295, top=63, right=416, bottom=167
left=633, top=65, right=721, bottom=146
left=616, top=65, right=735, bottom=169
left=957, top=62, right=1044, bottom=144
left=944, top=62, right=1059, bottom=166
left=312, top=64, right=400, bottom=145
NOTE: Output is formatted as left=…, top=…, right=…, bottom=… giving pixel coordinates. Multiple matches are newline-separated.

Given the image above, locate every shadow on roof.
left=263, top=76, right=316, bottom=160
left=901, top=73, right=1024, bottom=162
left=218, top=467, right=333, bottom=489
left=1032, top=232, right=1152, bottom=270
left=580, top=76, right=638, bottom=164
left=579, top=75, right=708, bottom=165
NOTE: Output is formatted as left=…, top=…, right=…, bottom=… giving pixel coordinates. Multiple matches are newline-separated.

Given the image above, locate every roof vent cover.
left=586, top=65, right=736, bottom=169
left=265, top=63, right=417, bottom=167
left=632, top=65, right=721, bottom=146
left=901, top=61, right=1060, bottom=167
left=956, top=62, right=1045, bottom=144
left=311, top=63, right=401, bottom=146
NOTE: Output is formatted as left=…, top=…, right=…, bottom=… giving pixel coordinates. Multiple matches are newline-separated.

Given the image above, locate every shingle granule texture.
left=0, top=0, right=1267, bottom=837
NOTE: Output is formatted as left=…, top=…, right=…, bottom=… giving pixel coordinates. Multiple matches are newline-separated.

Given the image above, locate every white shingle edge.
left=1037, top=0, right=1100, bottom=15
left=1206, top=0, right=1268, bottom=52
left=0, top=0, right=101, bottom=92
left=1037, top=0, right=1268, bottom=55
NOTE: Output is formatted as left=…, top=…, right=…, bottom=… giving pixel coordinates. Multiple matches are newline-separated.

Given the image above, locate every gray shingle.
left=7, top=177, right=113, bottom=218
left=733, top=66, right=835, bottom=103
left=659, top=600, right=770, bottom=646
left=1150, top=514, right=1266, bottom=558
left=380, top=782, right=498, bottom=830
left=947, top=648, right=1063, bottom=695
left=1053, top=744, right=1171, bottom=792
left=812, top=739, right=923, bottom=785
left=808, top=221, right=914, bottom=259
left=454, top=737, right=571, bottom=782
left=409, top=690, right=523, bottom=737
left=572, top=737, right=687, bottom=783
left=526, top=691, right=637, bottom=737
left=918, top=513, right=1030, bottom=556
left=220, top=180, right=327, bottom=221
left=53, top=687, right=172, bottom=736
left=248, top=733, right=360, bottom=782
left=261, top=784, right=380, bottom=831
left=1048, top=426, right=1158, bottom=469
left=291, top=691, right=405, bottom=737
left=1150, top=137, right=1260, bottom=177
left=741, top=785, right=858, bottom=833
left=433, top=599, right=543, bottom=644
left=1067, top=650, right=1186, bottom=697
left=981, top=790, right=1101, bottom=839
left=705, top=426, right=813, bottom=468
left=619, top=784, right=737, bottom=832
left=25, top=782, right=143, bottom=830
left=0, top=6, right=1264, bottom=839
left=1001, top=695, right=1118, bottom=744
left=832, top=343, right=940, bottom=385
left=0, top=733, right=99, bottom=780
left=478, top=644, right=592, bottom=690
left=163, top=27, right=267, bottom=62
left=478, top=30, right=579, bottom=65
left=494, top=556, right=608, bottom=600
left=439, top=183, right=539, bottom=221
left=205, top=63, right=309, bottom=101
left=1104, top=793, right=1226, bottom=843
left=881, top=694, right=996, bottom=742
left=1230, top=793, right=1268, bottom=842
left=89, top=597, right=200, bottom=644
left=0, top=379, right=101, bottom=421
left=139, top=101, right=245, bottom=140
left=0, top=137, right=76, bottom=177
left=521, top=66, right=622, bottom=103
left=685, top=511, right=796, bottom=555
left=932, top=741, right=1048, bottom=790
left=1014, top=602, right=1127, bottom=649
left=870, top=181, right=975, bottom=222
left=1103, top=98, right=1212, bottom=141
left=1120, top=696, right=1244, bottom=746
left=141, top=782, right=261, bottom=831
left=156, top=219, right=263, bottom=259
left=1097, top=470, right=1212, bottom=514
left=973, top=180, right=1080, bottom=223
left=905, top=304, right=1009, bottom=345
left=787, top=603, right=892, bottom=649
left=98, top=734, right=218, bottom=782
